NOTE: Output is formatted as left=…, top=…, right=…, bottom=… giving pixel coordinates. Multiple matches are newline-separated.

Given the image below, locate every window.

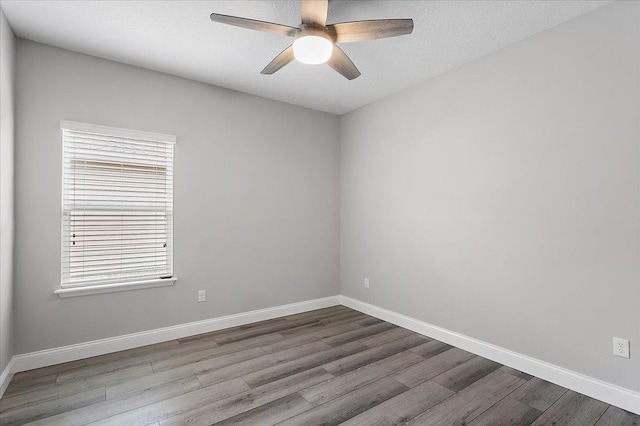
left=57, top=121, right=176, bottom=297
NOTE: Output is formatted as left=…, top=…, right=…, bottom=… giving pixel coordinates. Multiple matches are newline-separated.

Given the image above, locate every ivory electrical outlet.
left=198, top=290, right=206, bottom=303
left=364, top=278, right=370, bottom=289
left=613, top=337, right=630, bottom=359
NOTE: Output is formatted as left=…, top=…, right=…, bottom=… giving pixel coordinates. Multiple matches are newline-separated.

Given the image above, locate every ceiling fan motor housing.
left=295, top=24, right=334, bottom=43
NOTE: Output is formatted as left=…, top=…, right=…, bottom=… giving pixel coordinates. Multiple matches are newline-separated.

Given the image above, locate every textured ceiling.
left=1, top=0, right=610, bottom=114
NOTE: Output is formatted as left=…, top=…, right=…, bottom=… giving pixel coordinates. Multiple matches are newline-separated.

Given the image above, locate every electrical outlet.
left=364, top=278, right=370, bottom=289
left=198, top=290, right=206, bottom=303
left=613, top=337, right=630, bottom=359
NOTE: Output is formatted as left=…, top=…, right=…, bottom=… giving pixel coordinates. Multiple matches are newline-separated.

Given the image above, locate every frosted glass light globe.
left=293, top=35, right=333, bottom=64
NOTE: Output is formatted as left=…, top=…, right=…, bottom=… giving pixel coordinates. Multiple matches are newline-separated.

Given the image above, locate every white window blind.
left=61, top=121, right=176, bottom=288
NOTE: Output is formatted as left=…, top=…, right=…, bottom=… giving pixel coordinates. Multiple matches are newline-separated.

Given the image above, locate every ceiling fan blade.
left=301, top=0, right=328, bottom=26
left=210, top=13, right=298, bottom=37
left=328, top=19, right=414, bottom=43
left=327, top=45, right=361, bottom=80
left=261, top=45, right=296, bottom=75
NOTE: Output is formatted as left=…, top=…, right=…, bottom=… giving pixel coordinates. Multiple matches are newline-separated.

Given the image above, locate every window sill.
left=54, top=277, right=177, bottom=298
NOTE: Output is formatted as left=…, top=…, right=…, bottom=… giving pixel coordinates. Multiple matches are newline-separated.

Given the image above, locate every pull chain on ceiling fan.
left=210, top=0, right=414, bottom=80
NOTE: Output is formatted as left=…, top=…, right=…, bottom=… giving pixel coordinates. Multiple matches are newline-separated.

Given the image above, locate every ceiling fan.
left=210, top=0, right=414, bottom=80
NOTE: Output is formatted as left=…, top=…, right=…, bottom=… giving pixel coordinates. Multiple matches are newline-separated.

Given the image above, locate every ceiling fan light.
left=293, top=35, right=333, bottom=64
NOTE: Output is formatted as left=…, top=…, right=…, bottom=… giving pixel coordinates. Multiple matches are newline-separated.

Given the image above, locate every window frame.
left=55, top=121, right=177, bottom=298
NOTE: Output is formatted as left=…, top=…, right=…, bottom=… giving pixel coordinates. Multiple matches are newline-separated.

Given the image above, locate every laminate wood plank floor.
left=1, top=306, right=638, bottom=426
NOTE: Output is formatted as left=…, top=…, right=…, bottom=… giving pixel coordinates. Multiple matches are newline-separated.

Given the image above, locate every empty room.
left=0, top=0, right=638, bottom=425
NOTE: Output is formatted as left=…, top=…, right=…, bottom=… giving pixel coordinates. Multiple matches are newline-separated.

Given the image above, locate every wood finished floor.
left=1, top=306, right=638, bottom=426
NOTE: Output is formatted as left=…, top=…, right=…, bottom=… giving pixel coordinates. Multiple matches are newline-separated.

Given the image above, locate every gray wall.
left=0, top=8, right=16, bottom=375
left=14, top=40, right=340, bottom=354
left=340, top=1, right=639, bottom=391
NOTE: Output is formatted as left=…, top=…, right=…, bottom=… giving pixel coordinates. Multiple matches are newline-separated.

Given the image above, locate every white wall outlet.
left=198, top=290, right=206, bottom=303
left=613, top=337, right=630, bottom=359
left=364, top=278, right=370, bottom=289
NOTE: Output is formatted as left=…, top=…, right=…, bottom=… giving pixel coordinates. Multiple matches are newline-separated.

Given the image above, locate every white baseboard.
left=340, top=295, right=640, bottom=415
left=11, top=295, right=340, bottom=374
left=0, top=356, right=16, bottom=398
